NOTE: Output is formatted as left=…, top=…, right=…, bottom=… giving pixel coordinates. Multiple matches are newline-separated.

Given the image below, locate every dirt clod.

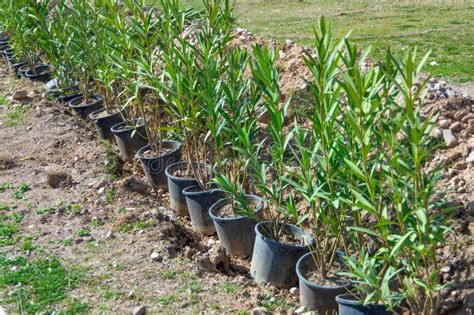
left=0, top=155, right=15, bottom=170
left=46, top=172, right=73, bottom=188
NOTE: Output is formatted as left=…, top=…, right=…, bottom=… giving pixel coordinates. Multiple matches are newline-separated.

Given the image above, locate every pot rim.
left=209, top=195, right=264, bottom=221
left=182, top=184, right=222, bottom=197
left=69, top=95, right=102, bottom=108
left=25, top=65, right=51, bottom=77
left=164, top=160, right=208, bottom=180
left=110, top=118, right=145, bottom=134
left=255, top=221, right=313, bottom=250
left=88, top=107, right=124, bottom=121
left=296, top=251, right=351, bottom=290
left=335, top=293, right=393, bottom=309
left=135, top=141, right=182, bottom=161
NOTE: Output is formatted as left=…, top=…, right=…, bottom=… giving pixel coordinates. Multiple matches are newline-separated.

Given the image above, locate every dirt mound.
left=46, top=171, right=73, bottom=188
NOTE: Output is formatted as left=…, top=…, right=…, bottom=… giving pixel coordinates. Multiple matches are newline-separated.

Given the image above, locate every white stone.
left=150, top=252, right=161, bottom=262
left=466, top=152, right=474, bottom=163
left=290, top=286, right=299, bottom=296
left=443, top=130, right=458, bottom=148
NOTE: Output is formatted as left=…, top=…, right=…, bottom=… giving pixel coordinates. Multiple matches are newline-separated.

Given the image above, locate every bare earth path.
left=0, top=65, right=473, bottom=313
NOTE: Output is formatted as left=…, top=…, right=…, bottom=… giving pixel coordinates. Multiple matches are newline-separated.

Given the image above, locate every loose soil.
left=214, top=200, right=260, bottom=219
left=141, top=147, right=173, bottom=159
left=91, top=109, right=120, bottom=120
left=170, top=167, right=200, bottom=180
left=261, top=224, right=307, bottom=247
left=303, top=260, right=348, bottom=288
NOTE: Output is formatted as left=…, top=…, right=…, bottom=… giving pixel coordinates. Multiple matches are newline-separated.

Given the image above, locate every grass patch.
left=0, top=255, right=85, bottom=313
left=0, top=96, right=8, bottom=107
left=4, top=105, right=28, bottom=127
left=218, top=282, right=244, bottom=294
left=102, top=144, right=124, bottom=180
left=76, top=228, right=90, bottom=237
left=105, top=187, right=117, bottom=204
left=0, top=182, right=13, bottom=193
left=158, top=294, right=178, bottom=306
left=36, top=200, right=81, bottom=216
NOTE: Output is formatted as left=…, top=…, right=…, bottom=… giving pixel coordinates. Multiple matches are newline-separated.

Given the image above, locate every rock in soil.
left=12, top=90, right=27, bottom=100
left=251, top=306, right=269, bottom=315
left=132, top=305, right=146, bottom=315
left=443, top=129, right=458, bottom=148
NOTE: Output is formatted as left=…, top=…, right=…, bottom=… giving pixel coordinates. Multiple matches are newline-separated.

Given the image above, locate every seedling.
left=76, top=228, right=91, bottom=237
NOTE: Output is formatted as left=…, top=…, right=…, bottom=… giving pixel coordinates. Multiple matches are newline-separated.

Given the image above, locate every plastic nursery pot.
left=165, top=161, right=207, bottom=216
left=136, top=141, right=183, bottom=192
left=58, top=92, right=82, bottom=105
left=69, top=95, right=103, bottom=120
left=89, top=108, right=124, bottom=141
left=250, top=221, right=313, bottom=288
left=182, top=185, right=226, bottom=236
left=18, top=64, right=30, bottom=78
left=209, top=195, right=264, bottom=257
left=296, top=252, right=351, bottom=313
left=335, top=294, right=393, bottom=315
left=110, top=119, right=148, bottom=162
left=25, top=64, right=52, bottom=83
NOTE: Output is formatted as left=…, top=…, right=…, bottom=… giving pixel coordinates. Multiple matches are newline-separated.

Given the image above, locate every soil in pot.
left=111, top=119, right=148, bottom=162
left=69, top=95, right=103, bottom=120
left=209, top=196, right=264, bottom=257
left=165, top=161, right=209, bottom=216
left=137, top=142, right=182, bottom=192
left=89, top=108, right=123, bottom=141
left=296, top=252, right=351, bottom=313
left=250, top=221, right=313, bottom=288
left=182, top=185, right=225, bottom=236
left=336, top=294, right=394, bottom=315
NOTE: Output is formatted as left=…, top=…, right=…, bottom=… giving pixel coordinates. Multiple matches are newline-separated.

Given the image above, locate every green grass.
left=0, top=255, right=86, bottom=313
left=4, top=105, right=28, bottom=127
left=0, top=96, right=8, bottom=107
left=158, top=0, right=474, bottom=82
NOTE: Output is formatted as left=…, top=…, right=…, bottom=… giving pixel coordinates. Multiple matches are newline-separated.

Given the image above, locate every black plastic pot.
left=69, top=95, right=103, bottom=120
left=58, top=92, right=82, bottom=105
left=335, top=294, right=393, bottom=315
left=25, top=65, right=51, bottom=83
left=209, top=195, right=264, bottom=257
left=250, top=221, right=313, bottom=288
left=18, top=64, right=30, bottom=78
left=182, top=186, right=226, bottom=235
left=6, top=56, right=21, bottom=73
left=165, top=161, right=205, bottom=216
left=296, top=252, right=351, bottom=313
left=110, top=119, right=148, bottom=162
left=89, top=108, right=124, bottom=141
left=136, top=141, right=182, bottom=191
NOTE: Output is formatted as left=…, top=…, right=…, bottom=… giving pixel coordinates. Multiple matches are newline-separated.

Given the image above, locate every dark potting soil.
left=141, top=147, right=173, bottom=158
left=302, top=259, right=348, bottom=287
left=214, top=200, right=260, bottom=218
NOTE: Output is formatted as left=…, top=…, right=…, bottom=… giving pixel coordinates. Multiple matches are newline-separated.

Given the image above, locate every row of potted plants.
left=0, top=0, right=450, bottom=313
